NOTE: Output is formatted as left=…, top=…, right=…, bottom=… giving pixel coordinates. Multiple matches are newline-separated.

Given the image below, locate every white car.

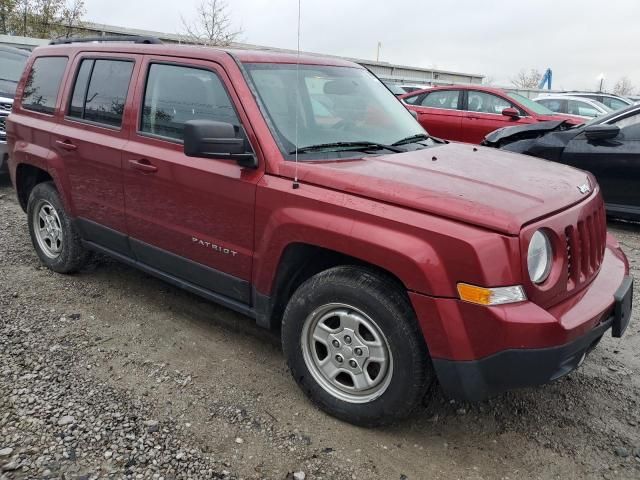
left=533, top=95, right=612, bottom=119
left=554, top=92, right=634, bottom=111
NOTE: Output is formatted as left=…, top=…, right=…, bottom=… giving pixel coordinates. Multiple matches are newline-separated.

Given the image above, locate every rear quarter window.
left=21, top=56, right=68, bottom=115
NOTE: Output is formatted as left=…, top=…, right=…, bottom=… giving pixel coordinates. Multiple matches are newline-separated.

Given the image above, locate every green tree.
left=0, top=0, right=18, bottom=34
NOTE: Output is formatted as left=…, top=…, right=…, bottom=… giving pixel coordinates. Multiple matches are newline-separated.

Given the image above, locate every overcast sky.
left=83, top=0, right=640, bottom=92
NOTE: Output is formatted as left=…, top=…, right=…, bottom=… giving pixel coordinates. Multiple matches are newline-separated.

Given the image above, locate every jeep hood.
left=282, top=143, right=593, bottom=235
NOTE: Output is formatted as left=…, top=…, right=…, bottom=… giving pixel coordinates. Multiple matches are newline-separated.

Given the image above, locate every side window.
left=568, top=100, right=599, bottom=118
left=605, top=98, right=628, bottom=110
left=621, top=123, right=640, bottom=140
left=68, top=59, right=134, bottom=127
left=420, top=90, right=459, bottom=110
left=538, top=99, right=566, bottom=113
left=613, top=113, right=640, bottom=130
left=403, top=94, right=421, bottom=105
left=22, top=56, right=68, bottom=114
left=467, top=91, right=513, bottom=114
left=141, top=63, right=240, bottom=141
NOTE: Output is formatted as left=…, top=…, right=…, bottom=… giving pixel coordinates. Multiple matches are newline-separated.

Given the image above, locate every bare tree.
left=58, top=0, right=84, bottom=37
left=613, top=76, right=635, bottom=96
left=510, top=69, right=543, bottom=89
left=180, top=0, right=241, bottom=47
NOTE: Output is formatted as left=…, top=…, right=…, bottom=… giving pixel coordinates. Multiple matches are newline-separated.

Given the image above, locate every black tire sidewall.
left=27, top=182, right=86, bottom=273
left=282, top=267, right=430, bottom=427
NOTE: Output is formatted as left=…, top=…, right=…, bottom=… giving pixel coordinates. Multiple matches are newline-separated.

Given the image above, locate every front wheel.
left=282, top=266, right=433, bottom=427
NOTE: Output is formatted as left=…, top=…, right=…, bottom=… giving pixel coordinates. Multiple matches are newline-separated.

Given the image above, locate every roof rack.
left=49, top=35, right=163, bottom=45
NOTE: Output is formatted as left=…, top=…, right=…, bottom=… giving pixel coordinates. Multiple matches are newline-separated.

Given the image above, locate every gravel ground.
left=0, top=177, right=639, bottom=480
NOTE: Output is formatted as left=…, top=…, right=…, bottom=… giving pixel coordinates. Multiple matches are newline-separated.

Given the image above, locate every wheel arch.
left=254, top=241, right=425, bottom=331
left=15, top=163, right=54, bottom=212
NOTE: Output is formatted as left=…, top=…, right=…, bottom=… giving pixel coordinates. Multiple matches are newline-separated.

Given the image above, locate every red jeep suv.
left=401, top=85, right=584, bottom=144
left=6, top=38, right=633, bottom=427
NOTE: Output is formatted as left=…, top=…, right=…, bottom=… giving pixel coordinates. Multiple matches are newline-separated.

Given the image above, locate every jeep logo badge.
left=577, top=183, right=591, bottom=194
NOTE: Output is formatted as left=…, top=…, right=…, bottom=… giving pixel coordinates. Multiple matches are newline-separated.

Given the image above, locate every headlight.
left=528, top=230, right=552, bottom=284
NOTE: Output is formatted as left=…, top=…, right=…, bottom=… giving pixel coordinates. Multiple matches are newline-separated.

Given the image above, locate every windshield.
left=0, top=50, right=29, bottom=97
left=243, top=63, right=427, bottom=159
left=507, top=92, right=555, bottom=115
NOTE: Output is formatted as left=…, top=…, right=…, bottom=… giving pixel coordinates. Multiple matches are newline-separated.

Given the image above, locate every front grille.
left=564, top=200, right=606, bottom=291
left=0, top=102, right=11, bottom=113
left=0, top=115, right=6, bottom=142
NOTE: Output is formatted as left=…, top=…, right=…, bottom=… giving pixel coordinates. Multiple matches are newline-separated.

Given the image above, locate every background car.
left=483, top=104, right=640, bottom=221
left=401, top=85, right=584, bottom=143
left=554, top=92, right=635, bottom=111
left=534, top=95, right=612, bottom=118
left=0, top=45, right=30, bottom=173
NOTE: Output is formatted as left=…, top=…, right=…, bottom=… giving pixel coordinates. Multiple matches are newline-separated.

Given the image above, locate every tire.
left=282, top=266, right=433, bottom=427
left=27, top=181, right=90, bottom=273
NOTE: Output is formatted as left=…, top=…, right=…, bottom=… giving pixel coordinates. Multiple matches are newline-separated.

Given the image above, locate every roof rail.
left=49, top=35, right=163, bottom=45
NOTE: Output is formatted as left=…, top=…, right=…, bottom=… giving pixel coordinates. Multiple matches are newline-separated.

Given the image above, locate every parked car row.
left=541, top=91, right=635, bottom=111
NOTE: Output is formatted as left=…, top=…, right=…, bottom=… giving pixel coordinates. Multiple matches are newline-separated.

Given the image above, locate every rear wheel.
left=282, top=266, right=433, bottom=427
left=27, top=182, right=90, bottom=273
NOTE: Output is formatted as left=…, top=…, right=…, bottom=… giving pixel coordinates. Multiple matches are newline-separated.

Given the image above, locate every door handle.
left=128, top=159, right=158, bottom=173
left=55, top=140, right=77, bottom=151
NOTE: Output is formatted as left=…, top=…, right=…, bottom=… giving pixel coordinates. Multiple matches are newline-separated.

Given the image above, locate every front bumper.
left=410, top=239, right=632, bottom=401
left=432, top=276, right=632, bottom=401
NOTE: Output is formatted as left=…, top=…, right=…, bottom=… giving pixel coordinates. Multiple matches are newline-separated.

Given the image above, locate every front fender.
left=253, top=176, right=521, bottom=298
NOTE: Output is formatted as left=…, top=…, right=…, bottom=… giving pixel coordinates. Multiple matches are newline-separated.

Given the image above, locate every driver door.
left=123, top=56, right=263, bottom=304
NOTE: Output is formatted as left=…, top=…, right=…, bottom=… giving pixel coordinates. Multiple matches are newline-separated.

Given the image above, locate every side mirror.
left=409, top=109, right=418, bottom=120
left=184, top=120, right=257, bottom=168
left=502, top=107, right=520, bottom=119
left=584, top=124, right=620, bottom=141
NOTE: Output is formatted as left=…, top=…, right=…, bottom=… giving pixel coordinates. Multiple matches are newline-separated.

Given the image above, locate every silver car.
left=534, top=95, right=612, bottom=119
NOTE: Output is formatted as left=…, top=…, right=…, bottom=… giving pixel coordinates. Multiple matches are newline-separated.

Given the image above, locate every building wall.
left=1, top=23, right=485, bottom=86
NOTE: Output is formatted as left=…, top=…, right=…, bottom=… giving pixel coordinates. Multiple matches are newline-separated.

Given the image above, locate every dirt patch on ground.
left=1, top=178, right=639, bottom=479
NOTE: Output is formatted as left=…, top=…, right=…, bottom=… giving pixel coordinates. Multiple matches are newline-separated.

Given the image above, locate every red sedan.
left=401, top=85, right=584, bottom=144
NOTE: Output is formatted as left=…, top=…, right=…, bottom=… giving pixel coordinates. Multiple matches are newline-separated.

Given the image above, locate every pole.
left=376, top=42, right=381, bottom=62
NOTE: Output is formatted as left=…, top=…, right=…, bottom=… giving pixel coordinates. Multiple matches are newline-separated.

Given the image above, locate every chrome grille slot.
left=0, top=115, right=6, bottom=141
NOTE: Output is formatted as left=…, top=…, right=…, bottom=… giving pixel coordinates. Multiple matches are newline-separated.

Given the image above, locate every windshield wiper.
left=290, top=141, right=405, bottom=155
left=391, top=133, right=448, bottom=146
left=391, top=133, right=430, bottom=146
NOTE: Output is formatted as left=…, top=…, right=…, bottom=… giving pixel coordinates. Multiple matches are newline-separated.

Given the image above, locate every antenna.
left=292, top=0, right=301, bottom=190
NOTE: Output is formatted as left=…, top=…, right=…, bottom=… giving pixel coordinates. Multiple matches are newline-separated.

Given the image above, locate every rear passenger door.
left=123, top=56, right=262, bottom=305
left=55, top=53, right=141, bottom=255
left=408, top=89, right=463, bottom=141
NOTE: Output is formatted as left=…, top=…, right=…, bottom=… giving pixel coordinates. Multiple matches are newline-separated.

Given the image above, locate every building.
left=0, top=21, right=484, bottom=87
